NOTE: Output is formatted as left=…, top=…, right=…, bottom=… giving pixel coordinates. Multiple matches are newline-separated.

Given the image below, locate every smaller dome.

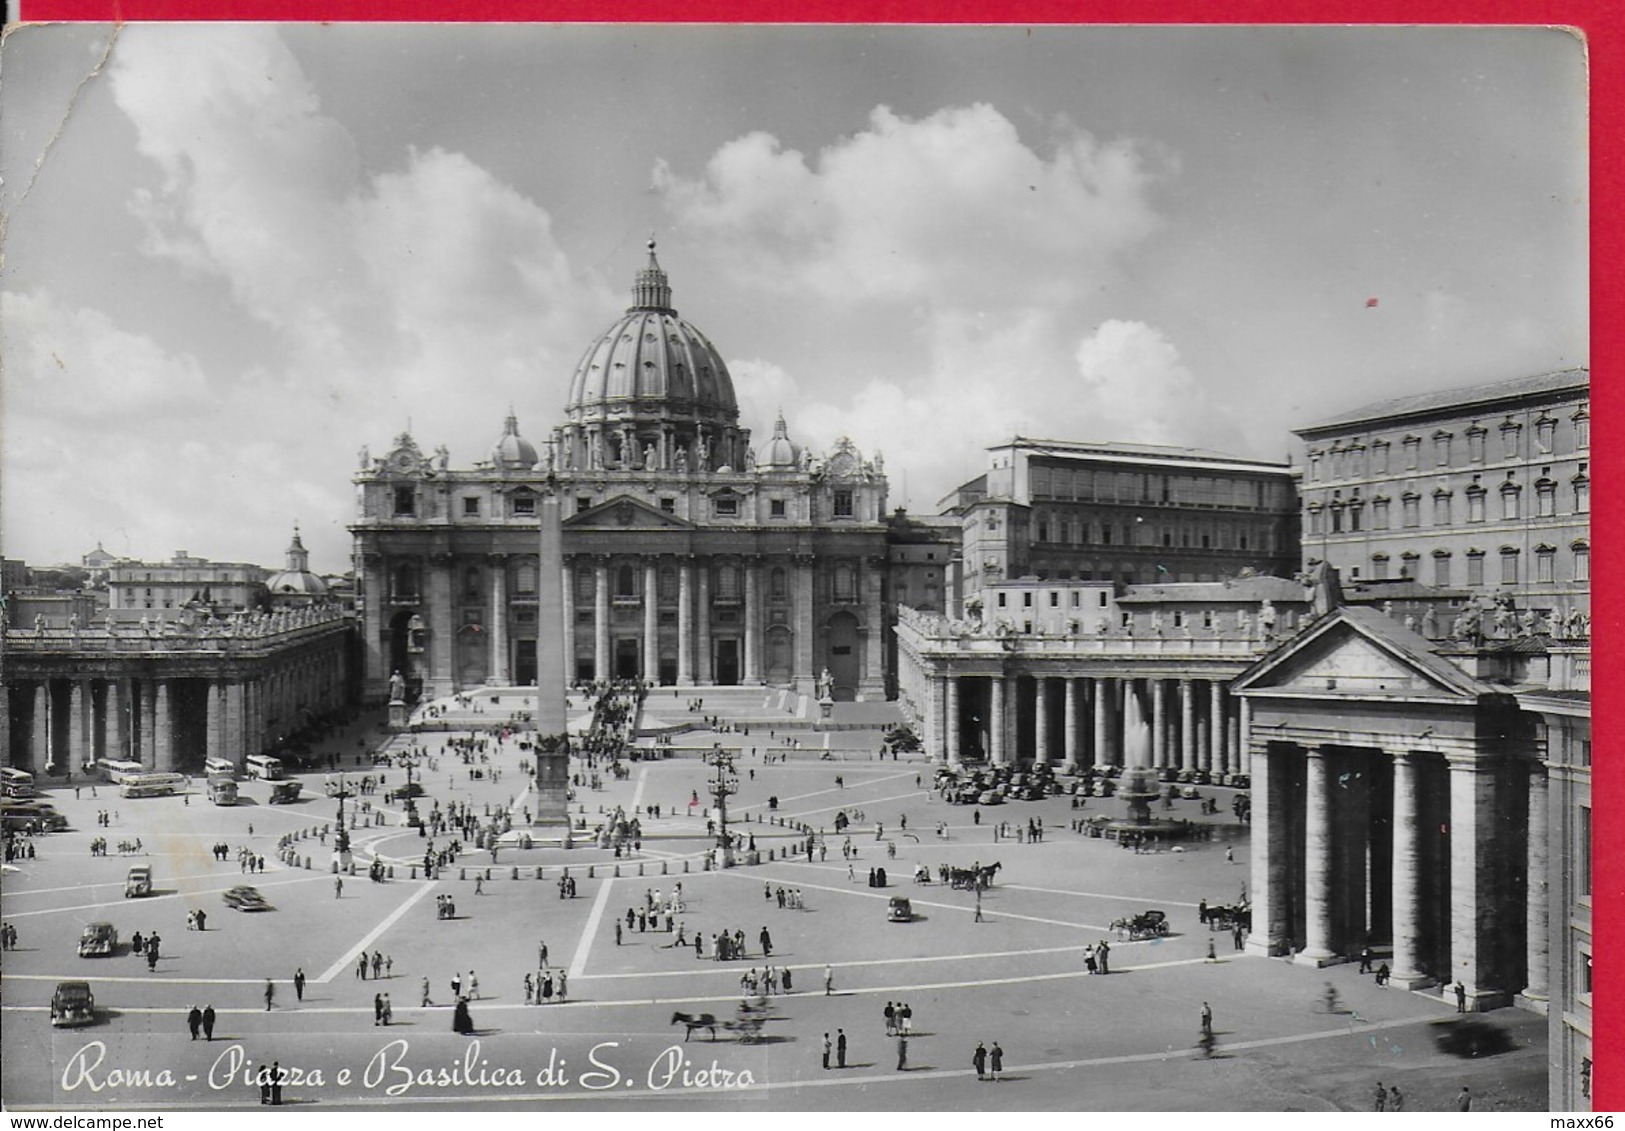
left=757, top=411, right=802, bottom=470
left=490, top=409, right=538, bottom=469
left=265, top=524, right=328, bottom=598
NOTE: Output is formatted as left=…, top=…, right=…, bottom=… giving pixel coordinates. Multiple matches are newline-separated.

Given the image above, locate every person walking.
left=822, top=1032, right=832, bottom=1070
left=1373, top=1082, right=1387, bottom=1111
left=451, top=971, right=462, bottom=999
left=421, top=977, right=432, bottom=1007
left=824, top=965, right=835, bottom=995
left=837, top=1028, right=847, bottom=1069
left=1389, top=1084, right=1404, bottom=1111
left=989, top=1042, right=1004, bottom=1082
left=884, top=1001, right=896, bottom=1036
left=973, top=1041, right=987, bottom=1080
left=1097, top=940, right=1110, bottom=974
left=1456, top=1086, right=1472, bottom=1111
left=335, top=875, right=344, bottom=899
left=374, top=993, right=385, bottom=1026
left=896, top=1034, right=909, bottom=1071
left=294, top=967, right=306, bottom=1001
left=187, top=1005, right=202, bottom=1040
left=1200, top=1001, right=1213, bottom=1035
left=264, top=978, right=275, bottom=1011
left=202, top=1004, right=216, bottom=1040
left=1454, top=981, right=1468, bottom=1012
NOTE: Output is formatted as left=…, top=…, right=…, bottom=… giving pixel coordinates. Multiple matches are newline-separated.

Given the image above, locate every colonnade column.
left=1296, top=745, right=1338, bottom=964
left=989, top=676, right=1007, bottom=766
left=1448, top=755, right=1499, bottom=1007
left=105, top=678, right=127, bottom=763
left=152, top=680, right=175, bottom=774
left=593, top=558, right=610, bottom=683
left=1151, top=679, right=1167, bottom=768
left=1522, top=762, right=1550, bottom=1005
left=489, top=556, right=510, bottom=685
left=677, top=560, right=694, bottom=686
left=1033, top=677, right=1050, bottom=765
left=68, top=680, right=87, bottom=771
left=32, top=682, right=51, bottom=768
left=1247, top=741, right=1290, bottom=956
left=921, top=676, right=943, bottom=762
left=1389, top=750, right=1430, bottom=987
left=1210, top=681, right=1226, bottom=775
left=1092, top=677, right=1110, bottom=768
left=224, top=681, right=245, bottom=766
left=139, top=682, right=156, bottom=768
left=1238, top=699, right=1252, bottom=775
left=205, top=681, right=223, bottom=765
left=1063, top=678, right=1079, bottom=770
left=1180, top=679, right=1196, bottom=772
left=744, top=560, right=762, bottom=684
left=643, top=559, right=661, bottom=685
left=696, top=568, right=713, bottom=683
left=945, top=676, right=961, bottom=767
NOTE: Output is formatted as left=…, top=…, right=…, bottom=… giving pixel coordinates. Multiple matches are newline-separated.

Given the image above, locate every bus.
left=98, top=760, right=146, bottom=784
left=206, top=776, right=239, bottom=806
left=118, top=773, right=188, bottom=799
left=244, top=755, right=284, bottom=781
left=0, top=767, right=35, bottom=798
left=2, top=801, right=69, bottom=832
left=203, top=757, right=237, bottom=778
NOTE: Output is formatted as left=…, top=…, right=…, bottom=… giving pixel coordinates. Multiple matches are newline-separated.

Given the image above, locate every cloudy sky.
left=0, top=24, right=1587, bottom=573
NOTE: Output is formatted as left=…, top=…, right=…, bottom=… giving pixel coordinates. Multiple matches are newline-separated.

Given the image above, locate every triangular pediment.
left=563, top=494, right=693, bottom=531
left=1234, top=608, right=1484, bottom=700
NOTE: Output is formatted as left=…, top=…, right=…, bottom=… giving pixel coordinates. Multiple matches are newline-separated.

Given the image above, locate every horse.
left=671, top=1011, right=718, bottom=1041
left=976, top=861, right=1003, bottom=888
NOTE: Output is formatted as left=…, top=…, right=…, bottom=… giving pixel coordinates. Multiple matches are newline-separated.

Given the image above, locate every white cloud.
left=1074, top=319, right=1234, bottom=448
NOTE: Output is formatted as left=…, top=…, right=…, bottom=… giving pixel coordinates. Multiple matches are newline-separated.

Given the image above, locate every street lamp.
left=333, top=776, right=353, bottom=870
left=704, top=746, right=740, bottom=868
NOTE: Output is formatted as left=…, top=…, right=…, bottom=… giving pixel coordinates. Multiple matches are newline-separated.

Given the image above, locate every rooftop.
left=1297, top=367, right=1589, bottom=434
left=993, top=436, right=1292, bottom=472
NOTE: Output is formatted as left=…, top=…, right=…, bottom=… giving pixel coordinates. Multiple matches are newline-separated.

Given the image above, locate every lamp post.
left=333, top=776, right=353, bottom=870
left=705, top=746, right=740, bottom=868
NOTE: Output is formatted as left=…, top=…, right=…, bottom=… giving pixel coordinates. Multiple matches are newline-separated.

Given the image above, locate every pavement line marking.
left=567, top=766, right=643, bottom=981
left=315, top=880, right=440, bottom=984
left=732, top=771, right=915, bottom=813
left=2, top=872, right=331, bottom=919
left=1005, top=882, right=1206, bottom=910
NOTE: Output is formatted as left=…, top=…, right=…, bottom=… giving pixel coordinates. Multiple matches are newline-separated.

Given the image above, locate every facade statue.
left=1421, top=605, right=1439, bottom=638
left=644, top=443, right=659, bottom=471
left=1150, top=610, right=1164, bottom=636
left=697, top=435, right=710, bottom=469
left=589, top=433, right=603, bottom=469
left=68, top=613, right=79, bottom=633
left=800, top=448, right=814, bottom=472
left=1259, top=600, right=1277, bottom=637
left=105, top=613, right=117, bottom=634
left=35, top=613, right=45, bottom=636
left=1404, top=613, right=1418, bottom=633
left=675, top=446, right=689, bottom=472
left=744, top=447, right=757, bottom=471
left=434, top=444, right=450, bottom=471
left=389, top=670, right=407, bottom=702
left=359, top=445, right=370, bottom=469
left=540, top=442, right=555, bottom=472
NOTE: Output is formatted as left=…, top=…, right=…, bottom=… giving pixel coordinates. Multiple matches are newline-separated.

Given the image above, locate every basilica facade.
left=350, top=244, right=890, bottom=704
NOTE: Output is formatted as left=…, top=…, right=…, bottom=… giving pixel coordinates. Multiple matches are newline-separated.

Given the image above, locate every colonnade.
left=920, top=671, right=1249, bottom=774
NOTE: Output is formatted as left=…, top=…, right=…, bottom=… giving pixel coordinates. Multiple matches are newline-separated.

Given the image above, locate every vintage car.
left=223, top=885, right=273, bottom=912
left=267, top=780, right=303, bottom=805
left=78, top=922, right=119, bottom=957
left=51, top=982, right=96, bottom=1027
left=977, top=789, right=1004, bottom=805
left=124, top=866, right=153, bottom=898
left=887, top=896, right=914, bottom=922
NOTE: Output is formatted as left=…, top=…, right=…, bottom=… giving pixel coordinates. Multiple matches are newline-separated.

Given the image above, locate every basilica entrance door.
left=513, top=639, right=538, bottom=686
left=615, top=639, right=641, bottom=681
left=714, top=639, right=740, bottom=686
left=826, top=612, right=860, bottom=700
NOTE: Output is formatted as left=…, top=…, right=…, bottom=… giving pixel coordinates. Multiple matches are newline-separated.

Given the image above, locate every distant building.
left=941, top=437, right=1299, bottom=604
left=107, top=551, right=268, bottom=614
left=264, top=526, right=330, bottom=607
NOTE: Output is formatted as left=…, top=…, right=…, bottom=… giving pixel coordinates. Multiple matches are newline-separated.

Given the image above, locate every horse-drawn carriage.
left=1204, top=903, right=1251, bottom=932
left=940, top=861, right=1002, bottom=890
left=1111, top=909, right=1171, bottom=940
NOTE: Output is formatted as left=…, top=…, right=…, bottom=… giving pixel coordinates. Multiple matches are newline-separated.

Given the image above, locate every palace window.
left=770, top=498, right=787, bottom=518
left=1402, top=435, right=1421, bottom=469
left=511, top=495, right=536, bottom=516
left=1500, top=547, right=1520, bottom=585
left=1371, top=440, right=1389, bottom=473
left=575, top=567, right=593, bottom=602
left=770, top=568, right=788, bottom=599
left=1466, top=426, right=1486, bottom=462
left=1308, top=453, right=1322, bottom=482
left=463, top=497, right=481, bottom=517
left=1573, top=541, right=1590, bottom=583
left=1536, top=414, right=1557, bottom=453
left=514, top=562, right=537, bottom=595
left=1536, top=545, right=1556, bottom=584
left=1536, top=477, right=1557, bottom=517
left=1433, top=431, right=1452, bottom=467
left=659, top=567, right=678, bottom=602
left=660, top=497, right=676, bottom=514
left=1401, top=493, right=1420, bottom=528
left=464, top=567, right=481, bottom=599
left=1466, top=550, right=1486, bottom=586
left=615, top=565, right=636, bottom=598
left=391, top=562, right=421, bottom=603
left=1501, top=480, right=1522, bottom=521
left=1501, top=419, right=1522, bottom=459
left=1432, top=551, right=1452, bottom=588
left=1466, top=483, right=1486, bottom=523
left=1400, top=552, right=1419, bottom=580
left=1432, top=490, right=1452, bottom=526
left=1573, top=471, right=1589, bottom=512
left=714, top=496, right=739, bottom=518
left=1306, top=505, right=1323, bottom=536
left=1348, top=446, right=1365, bottom=476
left=833, top=490, right=855, bottom=518
left=1574, top=408, right=1590, bottom=450
left=576, top=496, right=593, bottom=514
left=715, top=564, right=740, bottom=602
left=1329, top=504, right=1343, bottom=534
left=1372, top=497, right=1390, bottom=529
left=1371, top=553, right=1389, bottom=581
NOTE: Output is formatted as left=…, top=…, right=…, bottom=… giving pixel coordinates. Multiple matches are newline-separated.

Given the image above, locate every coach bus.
left=203, top=757, right=237, bottom=778
left=206, top=776, right=239, bottom=805
left=0, top=767, right=35, bottom=798
left=98, top=759, right=147, bottom=784
left=244, top=754, right=285, bottom=781
left=118, top=772, right=188, bottom=799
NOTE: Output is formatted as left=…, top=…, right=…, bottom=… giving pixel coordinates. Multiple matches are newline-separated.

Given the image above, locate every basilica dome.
left=563, top=242, right=739, bottom=429
left=489, top=409, right=538, bottom=470
left=757, top=412, right=803, bottom=471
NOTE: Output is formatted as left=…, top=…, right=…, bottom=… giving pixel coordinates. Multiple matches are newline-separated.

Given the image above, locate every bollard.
left=304, top=856, right=312, bottom=870
left=703, top=855, right=712, bottom=871
left=485, top=867, right=493, bottom=881
left=410, top=865, right=417, bottom=880
left=638, top=863, right=645, bottom=876
left=613, top=865, right=621, bottom=878
left=331, top=860, right=339, bottom=874
left=513, top=867, right=520, bottom=880
left=589, top=865, right=596, bottom=879
left=388, top=864, right=395, bottom=879
left=661, top=861, right=668, bottom=875
left=535, top=867, right=544, bottom=880
left=684, top=860, right=690, bottom=873
left=349, top=862, right=357, bottom=876
left=460, top=867, right=467, bottom=881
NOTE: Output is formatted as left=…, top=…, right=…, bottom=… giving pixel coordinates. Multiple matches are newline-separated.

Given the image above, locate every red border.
left=8, top=0, right=1621, bottom=1112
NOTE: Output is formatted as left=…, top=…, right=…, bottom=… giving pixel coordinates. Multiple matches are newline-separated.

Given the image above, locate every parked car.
left=78, top=922, right=119, bottom=957
left=124, top=866, right=152, bottom=898
left=51, top=982, right=96, bottom=1027
left=977, top=789, right=1004, bottom=805
left=223, top=885, right=273, bottom=912
left=887, top=896, right=914, bottom=922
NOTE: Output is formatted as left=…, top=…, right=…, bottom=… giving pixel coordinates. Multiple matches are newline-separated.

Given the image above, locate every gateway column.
left=696, top=566, right=713, bottom=683
left=205, top=681, right=223, bottom=765
left=1063, top=678, right=1079, bottom=771
left=1247, top=740, right=1292, bottom=956
left=945, top=676, right=961, bottom=767
left=67, top=680, right=87, bottom=772
left=32, top=682, right=51, bottom=769
left=1033, top=677, right=1050, bottom=766
left=1092, top=677, right=1110, bottom=768
left=560, top=557, right=576, bottom=683
left=1520, top=761, right=1550, bottom=1008
left=1210, top=682, right=1226, bottom=775
left=1389, top=750, right=1433, bottom=988
left=989, top=675, right=1007, bottom=766
left=152, top=680, right=175, bottom=773
left=489, top=555, right=510, bottom=685
left=1151, top=678, right=1168, bottom=769
left=744, top=559, right=762, bottom=683
left=1296, top=745, right=1341, bottom=965
left=1447, top=754, right=1501, bottom=1008
left=105, top=678, right=128, bottom=762
left=1180, top=679, right=1196, bottom=772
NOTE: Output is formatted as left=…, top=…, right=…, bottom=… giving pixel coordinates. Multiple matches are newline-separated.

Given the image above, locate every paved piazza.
left=1, top=689, right=1546, bottom=1111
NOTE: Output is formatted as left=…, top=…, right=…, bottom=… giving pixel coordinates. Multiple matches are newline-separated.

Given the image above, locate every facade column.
left=205, top=681, right=223, bottom=765
left=945, top=676, right=961, bottom=767
left=1448, top=755, right=1501, bottom=1007
left=224, top=681, right=245, bottom=765
left=860, top=556, right=886, bottom=700
left=1521, top=762, right=1550, bottom=1005
left=427, top=555, right=454, bottom=694
left=793, top=556, right=815, bottom=693
left=489, top=556, right=510, bottom=685
left=32, top=682, right=51, bottom=769
left=989, top=675, right=1007, bottom=766
left=1389, top=751, right=1432, bottom=987
left=1239, top=698, right=1252, bottom=775
left=643, top=558, right=661, bottom=684
left=1092, top=677, right=1110, bottom=768
left=1151, top=678, right=1167, bottom=768
left=560, top=557, right=576, bottom=684
left=1247, top=741, right=1292, bottom=956
left=696, top=566, right=713, bottom=683
left=1210, top=681, right=1226, bottom=775
left=593, top=558, right=611, bottom=683
left=1297, top=745, right=1340, bottom=964
left=1063, top=678, right=1079, bottom=770
left=67, top=680, right=87, bottom=772
left=1033, top=677, right=1050, bottom=766
left=152, top=680, right=175, bottom=773
left=677, top=559, right=695, bottom=686
left=921, top=675, right=943, bottom=761
left=744, top=559, right=762, bottom=683
left=1180, top=679, right=1196, bottom=772
left=105, top=678, right=128, bottom=762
